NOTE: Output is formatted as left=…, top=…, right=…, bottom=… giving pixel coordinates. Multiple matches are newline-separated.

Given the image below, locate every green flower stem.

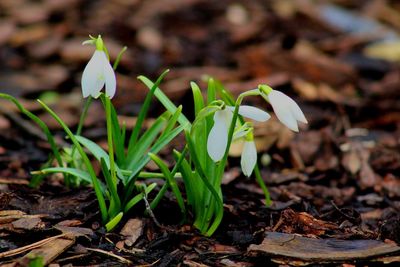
left=77, top=96, right=93, bottom=136
left=102, top=95, right=121, bottom=218
left=216, top=91, right=253, bottom=180
left=37, top=100, right=108, bottom=223
left=104, top=95, right=117, bottom=186
left=217, top=91, right=270, bottom=195
left=113, top=47, right=127, bottom=70
left=254, top=165, right=271, bottom=206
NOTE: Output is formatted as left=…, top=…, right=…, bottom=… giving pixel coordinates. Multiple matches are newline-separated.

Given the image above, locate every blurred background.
left=0, top=0, right=399, bottom=192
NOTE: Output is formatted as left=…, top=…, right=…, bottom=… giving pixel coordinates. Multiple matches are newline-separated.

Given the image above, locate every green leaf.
left=100, top=158, right=121, bottom=217
left=126, top=123, right=185, bottom=184
left=149, top=153, right=186, bottom=215
left=38, top=100, right=108, bottom=223
left=124, top=183, right=157, bottom=212
left=160, top=105, right=182, bottom=138
left=75, top=135, right=124, bottom=180
left=126, top=114, right=167, bottom=170
left=33, top=167, right=102, bottom=188
left=0, top=94, right=64, bottom=183
left=173, top=150, right=199, bottom=210
left=191, top=82, right=204, bottom=116
left=214, top=80, right=235, bottom=106
left=105, top=211, right=123, bottom=231
left=138, top=75, right=191, bottom=129
left=110, top=103, right=126, bottom=166
left=207, top=78, right=216, bottom=105
left=184, top=131, right=223, bottom=236
left=128, top=70, right=170, bottom=150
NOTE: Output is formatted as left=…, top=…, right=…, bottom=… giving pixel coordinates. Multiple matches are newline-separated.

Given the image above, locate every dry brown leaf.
left=248, top=231, right=400, bottom=262
left=120, top=218, right=144, bottom=247
left=12, top=217, right=44, bottom=231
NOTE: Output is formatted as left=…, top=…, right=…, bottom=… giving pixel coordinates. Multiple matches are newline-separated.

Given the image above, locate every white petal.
left=287, top=97, right=308, bottom=124
left=207, top=111, right=229, bottom=161
left=241, top=141, right=257, bottom=177
left=220, top=108, right=233, bottom=128
left=227, top=105, right=270, bottom=122
left=103, top=58, right=117, bottom=98
left=81, top=50, right=106, bottom=98
left=268, top=90, right=299, bottom=132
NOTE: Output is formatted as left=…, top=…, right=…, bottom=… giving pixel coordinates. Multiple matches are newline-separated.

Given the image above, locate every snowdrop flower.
left=81, top=35, right=116, bottom=99
left=241, top=131, right=257, bottom=177
left=259, top=85, right=307, bottom=132
left=207, top=105, right=270, bottom=162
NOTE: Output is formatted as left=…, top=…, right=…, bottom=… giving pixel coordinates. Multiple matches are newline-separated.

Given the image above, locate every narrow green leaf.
left=0, top=94, right=64, bottom=182
left=160, top=105, right=182, bottom=138
left=105, top=211, right=123, bottom=231
left=37, top=100, right=108, bottom=223
left=149, top=153, right=186, bottom=215
left=207, top=78, right=216, bottom=105
left=185, top=131, right=223, bottom=236
left=126, top=123, right=185, bottom=183
left=124, top=183, right=157, bottom=213
left=32, top=167, right=92, bottom=184
left=126, top=114, right=167, bottom=169
left=191, top=82, right=204, bottom=116
left=110, top=103, right=126, bottom=166
left=101, top=158, right=121, bottom=216
left=75, top=135, right=124, bottom=180
left=138, top=75, right=191, bottom=129
left=173, top=150, right=199, bottom=210
left=129, top=70, right=170, bottom=150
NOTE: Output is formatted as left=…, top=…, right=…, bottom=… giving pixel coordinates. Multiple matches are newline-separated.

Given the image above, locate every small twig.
left=136, top=258, right=161, bottom=267
left=85, top=247, right=132, bottom=265
left=0, top=177, right=29, bottom=185
left=142, top=191, right=163, bottom=229
left=278, top=235, right=296, bottom=246
left=56, top=253, right=90, bottom=263
left=330, top=200, right=358, bottom=221
left=272, top=214, right=285, bottom=231
left=0, top=234, right=68, bottom=258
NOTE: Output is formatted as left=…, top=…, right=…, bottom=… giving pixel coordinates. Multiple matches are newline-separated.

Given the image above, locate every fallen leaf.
left=12, top=217, right=44, bottom=231
left=120, top=218, right=144, bottom=247
left=248, top=231, right=400, bottom=262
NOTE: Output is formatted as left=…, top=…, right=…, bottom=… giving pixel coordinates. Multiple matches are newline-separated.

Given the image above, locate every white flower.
left=207, top=105, right=270, bottom=162
left=265, top=90, right=307, bottom=132
left=81, top=50, right=116, bottom=99
left=241, top=139, right=257, bottom=177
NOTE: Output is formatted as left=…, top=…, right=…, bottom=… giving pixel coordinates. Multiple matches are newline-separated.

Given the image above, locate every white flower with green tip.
left=259, top=85, right=307, bottom=132
left=207, top=105, right=270, bottom=162
left=241, top=131, right=257, bottom=177
left=81, top=35, right=116, bottom=99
